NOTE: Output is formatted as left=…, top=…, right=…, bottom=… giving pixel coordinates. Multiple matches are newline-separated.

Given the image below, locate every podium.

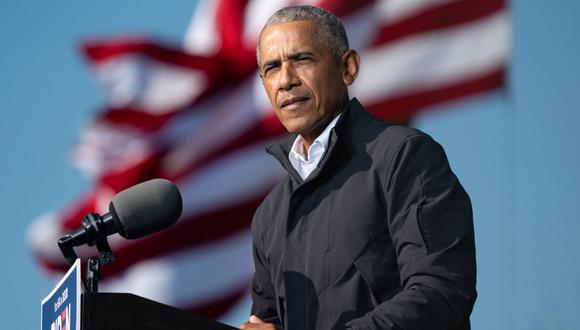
left=82, top=293, right=237, bottom=330
left=41, top=259, right=238, bottom=330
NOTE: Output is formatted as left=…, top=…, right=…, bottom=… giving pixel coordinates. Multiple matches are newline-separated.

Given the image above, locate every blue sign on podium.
left=41, top=258, right=82, bottom=330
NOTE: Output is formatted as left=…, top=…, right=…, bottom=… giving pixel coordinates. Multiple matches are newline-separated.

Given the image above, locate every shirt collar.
left=289, top=113, right=342, bottom=162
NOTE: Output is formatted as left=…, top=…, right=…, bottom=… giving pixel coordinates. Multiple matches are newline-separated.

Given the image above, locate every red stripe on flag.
left=95, top=81, right=259, bottom=135
left=84, top=39, right=257, bottom=98
left=316, top=0, right=376, bottom=18
left=98, top=107, right=177, bottom=132
left=366, top=67, right=506, bottom=124
left=213, top=0, right=258, bottom=78
left=372, top=0, right=506, bottom=46
left=99, top=149, right=166, bottom=193
left=91, top=115, right=284, bottom=191
left=163, top=113, right=286, bottom=181
left=215, top=0, right=250, bottom=51
left=84, top=39, right=218, bottom=72
left=60, top=190, right=101, bottom=230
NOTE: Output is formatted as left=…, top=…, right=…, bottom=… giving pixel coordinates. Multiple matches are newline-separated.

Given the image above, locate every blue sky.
left=1, top=1, right=579, bottom=329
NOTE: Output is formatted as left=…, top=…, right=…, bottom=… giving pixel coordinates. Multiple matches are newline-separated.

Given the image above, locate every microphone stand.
left=58, top=213, right=115, bottom=293
left=87, top=257, right=100, bottom=293
left=85, top=235, right=114, bottom=293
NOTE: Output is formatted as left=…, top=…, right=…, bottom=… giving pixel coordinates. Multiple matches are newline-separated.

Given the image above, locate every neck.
left=300, top=99, right=348, bottom=150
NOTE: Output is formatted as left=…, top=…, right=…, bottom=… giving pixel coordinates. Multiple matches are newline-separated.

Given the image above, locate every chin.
left=283, top=126, right=303, bottom=135
left=281, top=119, right=308, bottom=134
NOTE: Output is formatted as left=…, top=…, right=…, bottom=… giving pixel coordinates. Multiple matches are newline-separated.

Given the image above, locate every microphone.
left=58, top=178, right=182, bottom=265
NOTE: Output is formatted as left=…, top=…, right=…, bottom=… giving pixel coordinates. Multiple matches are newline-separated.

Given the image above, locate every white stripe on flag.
left=160, top=78, right=268, bottom=177
left=71, top=122, right=152, bottom=178
left=95, top=54, right=207, bottom=112
left=100, top=231, right=253, bottom=308
left=178, top=141, right=285, bottom=218
left=376, top=0, right=459, bottom=23
left=352, top=10, right=510, bottom=103
left=341, top=4, right=381, bottom=51
left=27, top=211, right=67, bottom=261
left=183, top=0, right=221, bottom=54
left=243, top=0, right=295, bottom=47
left=72, top=77, right=267, bottom=178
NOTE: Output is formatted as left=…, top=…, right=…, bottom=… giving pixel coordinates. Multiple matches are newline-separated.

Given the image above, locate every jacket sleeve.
left=346, top=134, right=477, bottom=330
left=250, top=222, right=283, bottom=327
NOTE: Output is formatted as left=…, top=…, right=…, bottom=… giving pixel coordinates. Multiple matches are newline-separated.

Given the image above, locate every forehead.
left=259, top=20, right=322, bottom=57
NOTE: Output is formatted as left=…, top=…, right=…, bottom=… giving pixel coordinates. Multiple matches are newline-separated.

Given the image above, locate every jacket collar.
left=266, top=98, right=372, bottom=184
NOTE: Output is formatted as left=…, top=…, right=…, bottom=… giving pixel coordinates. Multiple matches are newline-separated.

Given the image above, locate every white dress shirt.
left=288, top=114, right=342, bottom=180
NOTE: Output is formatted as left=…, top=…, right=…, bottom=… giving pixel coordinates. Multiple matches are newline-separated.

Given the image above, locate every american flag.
left=28, top=0, right=509, bottom=319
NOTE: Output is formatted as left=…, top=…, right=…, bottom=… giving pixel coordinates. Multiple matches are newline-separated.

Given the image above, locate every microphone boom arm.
left=57, top=212, right=115, bottom=267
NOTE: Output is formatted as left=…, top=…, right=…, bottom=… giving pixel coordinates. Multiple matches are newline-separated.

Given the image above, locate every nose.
left=279, top=61, right=299, bottom=91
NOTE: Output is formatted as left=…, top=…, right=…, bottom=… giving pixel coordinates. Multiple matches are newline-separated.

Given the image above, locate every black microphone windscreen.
left=109, top=178, right=182, bottom=239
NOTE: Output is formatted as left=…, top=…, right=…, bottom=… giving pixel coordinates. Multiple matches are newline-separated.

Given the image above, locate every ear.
left=341, top=49, right=360, bottom=86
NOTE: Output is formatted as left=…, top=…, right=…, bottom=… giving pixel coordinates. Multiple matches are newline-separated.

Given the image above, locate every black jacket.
left=250, top=98, right=476, bottom=330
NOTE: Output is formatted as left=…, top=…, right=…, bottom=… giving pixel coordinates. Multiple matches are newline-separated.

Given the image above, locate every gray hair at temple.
left=256, top=5, right=349, bottom=65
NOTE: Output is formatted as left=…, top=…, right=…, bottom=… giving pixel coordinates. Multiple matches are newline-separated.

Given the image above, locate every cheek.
left=320, top=72, right=344, bottom=99
left=262, top=81, right=278, bottom=104
left=298, top=72, right=318, bottom=98
left=302, top=67, right=334, bottom=100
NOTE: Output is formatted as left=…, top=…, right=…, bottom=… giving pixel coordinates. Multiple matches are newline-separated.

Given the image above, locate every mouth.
left=280, top=96, right=310, bottom=109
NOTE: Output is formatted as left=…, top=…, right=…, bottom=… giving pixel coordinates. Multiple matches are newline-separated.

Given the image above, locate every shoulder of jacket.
left=381, top=125, right=428, bottom=142
left=363, top=125, right=438, bottom=182
left=367, top=124, right=432, bottom=154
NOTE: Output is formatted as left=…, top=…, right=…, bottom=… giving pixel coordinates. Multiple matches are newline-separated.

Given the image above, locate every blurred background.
left=1, top=0, right=579, bottom=329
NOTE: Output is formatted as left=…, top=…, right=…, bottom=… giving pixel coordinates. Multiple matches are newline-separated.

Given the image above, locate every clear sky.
left=1, top=1, right=579, bottom=329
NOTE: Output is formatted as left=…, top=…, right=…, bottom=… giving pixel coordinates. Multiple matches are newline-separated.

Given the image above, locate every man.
left=242, top=5, right=476, bottom=330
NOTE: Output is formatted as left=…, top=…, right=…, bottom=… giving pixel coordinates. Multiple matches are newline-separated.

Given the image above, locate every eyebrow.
left=261, top=51, right=316, bottom=71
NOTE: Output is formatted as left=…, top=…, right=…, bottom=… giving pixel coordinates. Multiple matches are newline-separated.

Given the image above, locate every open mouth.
left=280, top=96, right=310, bottom=109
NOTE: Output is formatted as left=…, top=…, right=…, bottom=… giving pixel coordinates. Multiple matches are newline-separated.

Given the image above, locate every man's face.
left=258, top=20, right=348, bottom=140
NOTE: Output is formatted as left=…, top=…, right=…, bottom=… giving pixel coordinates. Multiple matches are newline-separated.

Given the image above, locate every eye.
left=263, top=64, right=280, bottom=76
